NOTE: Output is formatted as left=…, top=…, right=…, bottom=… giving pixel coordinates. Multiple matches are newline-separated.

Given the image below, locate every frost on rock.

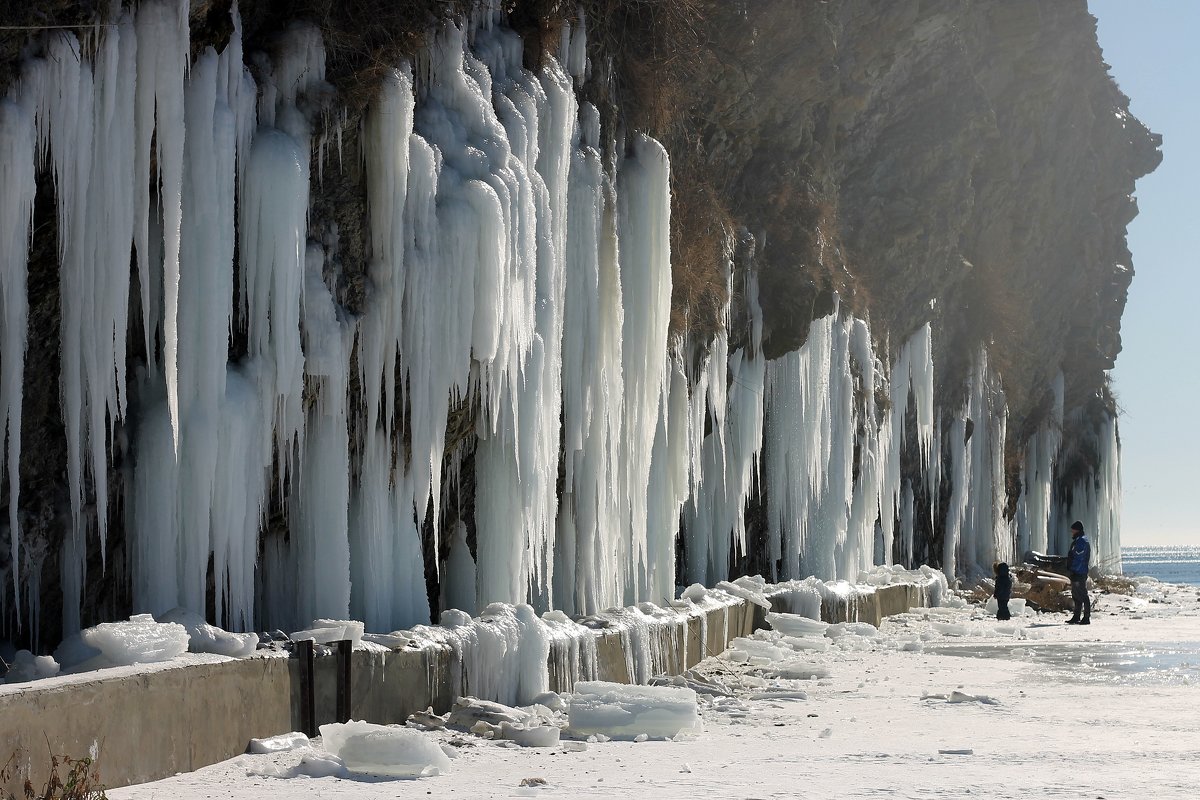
left=567, top=680, right=701, bottom=740
left=319, top=720, right=451, bottom=778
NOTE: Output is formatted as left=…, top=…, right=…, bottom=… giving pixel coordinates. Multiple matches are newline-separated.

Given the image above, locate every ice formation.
left=0, top=0, right=1125, bottom=649
left=248, top=732, right=311, bottom=755
left=1055, top=410, right=1123, bottom=572
left=0, top=100, right=35, bottom=624
left=78, top=614, right=189, bottom=667
left=764, top=306, right=895, bottom=582
left=158, top=608, right=259, bottom=658
left=941, top=348, right=1010, bottom=582
left=319, top=720, right=451, bottom=777
left=1016, top=372, right=1064, bottom=557
left=567, top=680, right=701, bottom=740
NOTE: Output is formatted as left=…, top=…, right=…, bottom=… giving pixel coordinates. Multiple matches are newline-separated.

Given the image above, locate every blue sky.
left=1089, top=1, right=1200, bottom=545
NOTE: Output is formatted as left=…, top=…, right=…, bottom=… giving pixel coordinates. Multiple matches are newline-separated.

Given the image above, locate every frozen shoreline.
left=107, top=578, right=1200, bottom=799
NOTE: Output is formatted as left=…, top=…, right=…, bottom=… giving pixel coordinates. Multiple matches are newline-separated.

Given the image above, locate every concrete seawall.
left=1, top=581, right=933, bottom=793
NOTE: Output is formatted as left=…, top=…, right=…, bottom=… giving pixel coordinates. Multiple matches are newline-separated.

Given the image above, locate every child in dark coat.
left=993, top=562, right=1012, bottom=621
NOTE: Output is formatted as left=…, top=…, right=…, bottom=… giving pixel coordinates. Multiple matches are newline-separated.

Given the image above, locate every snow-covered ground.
left=111, top=580, right=1200, bottom=799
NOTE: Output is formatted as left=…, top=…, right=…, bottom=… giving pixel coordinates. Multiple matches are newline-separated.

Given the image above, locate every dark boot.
left=1080, top=617, right=1090, bottom=625
left=1067, top=616, right=1080, bottom=624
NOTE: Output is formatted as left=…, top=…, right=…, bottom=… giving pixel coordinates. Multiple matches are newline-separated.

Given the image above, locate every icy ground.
left=111, top=581, right=1200, bottom=799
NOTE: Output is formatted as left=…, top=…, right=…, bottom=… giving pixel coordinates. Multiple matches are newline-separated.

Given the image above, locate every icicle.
left=1056, top=408, right=1122, bottom=574
left=556, top=100, right=623, bottom=615
left=134, top=0, right=189, bottom=446
left=0, top=101, right=36, bottom=622
left=682, top=260, right=765, bottom=587
left=125, top=8, right=260, bottom=626
left=942, top=347, right=1009, bottom=582
left=616, top=133, right=673, bottom=603
left=290, top=244, right=355, bottom=627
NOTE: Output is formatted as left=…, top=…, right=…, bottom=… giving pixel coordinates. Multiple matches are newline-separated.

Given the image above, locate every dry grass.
left=2, top=749, right=108, bottom=800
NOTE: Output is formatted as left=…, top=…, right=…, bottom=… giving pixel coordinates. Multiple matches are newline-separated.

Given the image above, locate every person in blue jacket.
left=1067, top=520, right=1091, bottom=625
left=993, top=562, right=1013, bottom=620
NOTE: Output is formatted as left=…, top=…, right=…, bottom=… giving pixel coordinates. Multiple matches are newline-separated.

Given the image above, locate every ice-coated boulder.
left=567, top=680, right=701, bottom=740
left=319, top=721, right=450, bottom=777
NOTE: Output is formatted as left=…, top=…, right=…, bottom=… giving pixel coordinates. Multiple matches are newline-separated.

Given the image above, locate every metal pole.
left=297, top=639, right=316, bottom=737
left=336, top=639, right=352, bottom=723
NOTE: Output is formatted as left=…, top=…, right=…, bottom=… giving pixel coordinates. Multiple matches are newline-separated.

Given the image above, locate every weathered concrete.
left=303, top=645, right=451, bottom=728
left=876, top=584, right=913, bottom=619
left=0, top=656, right=291, bottom=795
left=594, top=630, right=631, bottom=684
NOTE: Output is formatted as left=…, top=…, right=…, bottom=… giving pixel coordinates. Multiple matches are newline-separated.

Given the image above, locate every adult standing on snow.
left=1067, top=521, right=1091, bottom=625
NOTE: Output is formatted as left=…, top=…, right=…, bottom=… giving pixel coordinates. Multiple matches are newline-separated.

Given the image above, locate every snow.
left=105, top=580, right=1200, bottom=799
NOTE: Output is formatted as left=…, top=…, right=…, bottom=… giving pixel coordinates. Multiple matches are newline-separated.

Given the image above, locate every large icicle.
left=291, top=245, right=355, bottom=628
left=683, top=263, right=766, bottom=587
left=471, top=25, right=570, bottom=609
left=129, top=13, right=259, bottom=624
left=0, top=101, right=36, bottom=621
left=556, top=102, right=623, bottom=615
left=134, top=0, right=188, bottom=444
left=765, top=304, right=892, bottom=582
left=1017, top=371, right=1063, bottom=557
left=615, top=134, right=673, bottom=605
left=1055, top=409, right=1122, bottom=574
left=30, top=18, right=139, bottom=631
left=942, top=348, right=1009, bottom=582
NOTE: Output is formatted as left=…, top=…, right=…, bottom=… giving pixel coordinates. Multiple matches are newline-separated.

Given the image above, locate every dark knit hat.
left=1070, top=520, right=1085, bottom=533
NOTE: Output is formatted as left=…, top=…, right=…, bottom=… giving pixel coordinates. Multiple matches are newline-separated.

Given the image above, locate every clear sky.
left=1089, top=1, right=1200, bottom=546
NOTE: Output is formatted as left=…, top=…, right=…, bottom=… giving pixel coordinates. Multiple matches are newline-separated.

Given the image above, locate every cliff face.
left=0, top=0, right=1157, bottom=651
left=590, top=0, right=1158, bottom=424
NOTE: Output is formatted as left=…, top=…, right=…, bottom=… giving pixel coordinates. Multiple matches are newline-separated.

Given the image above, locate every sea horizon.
left=1122, top=543, right=1200, bottom=586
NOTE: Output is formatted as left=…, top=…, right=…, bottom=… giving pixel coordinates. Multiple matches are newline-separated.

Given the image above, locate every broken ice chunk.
left=248, top=732, right=310, bottom=754
left=567, top=680, right=701, bottom=740
left=319, top=720, right=451, bottom=777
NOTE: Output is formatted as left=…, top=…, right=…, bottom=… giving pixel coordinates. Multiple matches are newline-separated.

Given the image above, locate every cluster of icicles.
left=0, top=1, right=1120, bottom=641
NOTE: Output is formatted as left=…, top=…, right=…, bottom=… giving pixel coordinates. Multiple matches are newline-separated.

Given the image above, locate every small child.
left=993, top=562, right=1012, bottom=621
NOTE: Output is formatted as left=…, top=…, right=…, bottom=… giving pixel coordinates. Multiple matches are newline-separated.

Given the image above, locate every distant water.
left=1122, top=545, right=1200, bottom=586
